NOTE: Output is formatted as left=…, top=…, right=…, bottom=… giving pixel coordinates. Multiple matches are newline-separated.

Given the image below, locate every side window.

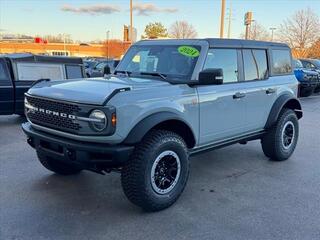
left=16, top=63, right=64, bottom=80
left=272, top=49, right=292, bottom=74
left=65, top=65, right=83, bottom=79
left=243, top=49, right=268, bottom=81
left=0, top=60, right=9, bottom=81
left=204, top=49, right=238, bottom=83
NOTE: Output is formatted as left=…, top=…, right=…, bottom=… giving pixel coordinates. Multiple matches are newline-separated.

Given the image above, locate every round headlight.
left=89, top=110, right=107, bottom=132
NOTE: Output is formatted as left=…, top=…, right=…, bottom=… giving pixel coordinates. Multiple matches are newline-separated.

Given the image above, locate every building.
left=0, top=41, right=131, bottom=58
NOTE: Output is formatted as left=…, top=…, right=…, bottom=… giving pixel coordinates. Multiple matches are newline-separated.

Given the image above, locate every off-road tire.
left=37, top=151, right=82, bottom=175
left=261, top=108, right=299, bottom=161
left=121, top=130, right=189, bottom=212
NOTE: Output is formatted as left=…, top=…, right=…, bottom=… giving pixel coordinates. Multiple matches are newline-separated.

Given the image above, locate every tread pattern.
left=261, top=108, right=299, bottom=161
left=121, top=130, right=189, bottom=211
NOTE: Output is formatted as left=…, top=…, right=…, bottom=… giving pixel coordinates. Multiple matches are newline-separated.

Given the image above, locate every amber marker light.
left=111, top=113, right=117, bottom=127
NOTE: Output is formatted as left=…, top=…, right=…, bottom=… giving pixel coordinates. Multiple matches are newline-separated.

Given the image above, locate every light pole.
left=130, top=0, right=133, bottom=43
left=220, top=0, right=226, bottom=38
left=227, top=1, right=233, bottom=39
left=106, top=30, right=110, bottom=59
left=244, top=12, right=253, bottom=40
left=63, top=33, right=66, bottom=56
left=270, top=27, right=276, bottom=41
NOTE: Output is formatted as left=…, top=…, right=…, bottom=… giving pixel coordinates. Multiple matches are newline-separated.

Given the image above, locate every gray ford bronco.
left=22, top=39, right=303, bottom=211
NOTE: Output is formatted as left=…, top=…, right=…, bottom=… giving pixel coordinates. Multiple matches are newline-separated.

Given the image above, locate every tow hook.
left=66, top=149, right=75, bottom=160
left=27, top=137, right=35, bottom=148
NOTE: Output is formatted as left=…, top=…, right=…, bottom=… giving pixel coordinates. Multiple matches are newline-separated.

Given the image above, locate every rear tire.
left=37, top=151, right=82, bottom=175
left=261, top=109, right=299, bottom=161
left=121, top=130, right=189, bottom=212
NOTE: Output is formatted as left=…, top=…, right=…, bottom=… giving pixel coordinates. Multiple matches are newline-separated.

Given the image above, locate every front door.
left=198, top=48, right=246, bottom=145
left=0, top=59, right=14, bottom=115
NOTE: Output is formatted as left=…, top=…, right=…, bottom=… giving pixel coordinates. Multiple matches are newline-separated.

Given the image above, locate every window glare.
left=204, top=49, right=238, bottom=83
left=272, top=50, right=292, bottom=74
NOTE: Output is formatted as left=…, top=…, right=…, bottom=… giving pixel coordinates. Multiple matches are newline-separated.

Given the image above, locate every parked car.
left=0, top=53, right=85, bottom=115
left=83, top=60, right=97, bottom=69
left=22, top=39, right=302, bottom=211
left=86, top=59, right=120, bottom=77
left=83, top=60, right=98, bottom=77
left=293, top=59, right=319, bottom=97
left=299, top=58, right=320, bottom=93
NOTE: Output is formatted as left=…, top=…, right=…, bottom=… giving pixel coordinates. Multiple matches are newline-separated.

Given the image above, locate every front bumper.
left=22, top=122, right=134, bottom=170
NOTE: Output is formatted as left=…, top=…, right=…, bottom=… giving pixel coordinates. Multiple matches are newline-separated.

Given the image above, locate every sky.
left=0, top=0, right=319, bottom=42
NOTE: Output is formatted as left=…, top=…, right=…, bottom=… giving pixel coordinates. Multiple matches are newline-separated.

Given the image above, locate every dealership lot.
left=0, top=95, right=319, bottom=240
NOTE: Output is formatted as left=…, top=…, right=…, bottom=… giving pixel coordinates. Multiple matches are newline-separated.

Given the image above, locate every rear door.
left=0, top=59, right=14, bottom=115
left=197, top=48, right=247, bottom=145
left=240, top=49, right=277, bottom=132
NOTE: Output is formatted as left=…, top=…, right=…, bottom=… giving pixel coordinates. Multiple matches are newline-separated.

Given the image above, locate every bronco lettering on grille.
left=26, top=103, right=76, bottom=120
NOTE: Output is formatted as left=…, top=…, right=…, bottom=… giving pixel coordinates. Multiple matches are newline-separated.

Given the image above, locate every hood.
left=27, top=76, right=169, bottom=105
left=295, top=68, right=319, bottom=75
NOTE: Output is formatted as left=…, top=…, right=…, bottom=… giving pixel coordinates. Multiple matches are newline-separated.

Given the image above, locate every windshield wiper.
left=140, top=72, right=167, bottom=80
left=114, top=70, right=132, bottom=77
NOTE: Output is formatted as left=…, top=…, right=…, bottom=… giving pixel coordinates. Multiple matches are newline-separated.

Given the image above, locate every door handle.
left=266, top=88, right=276, bottom=94
left=233, top=92, right=246, bottom=99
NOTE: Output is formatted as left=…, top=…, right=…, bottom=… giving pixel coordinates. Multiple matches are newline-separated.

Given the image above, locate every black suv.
left=0, top=54, right=85, bottom=115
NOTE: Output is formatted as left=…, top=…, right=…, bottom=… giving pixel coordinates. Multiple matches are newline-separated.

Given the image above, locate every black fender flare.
left=264, top=94, right=302, bottom=129
left=123, top=112, right=195, bottom=145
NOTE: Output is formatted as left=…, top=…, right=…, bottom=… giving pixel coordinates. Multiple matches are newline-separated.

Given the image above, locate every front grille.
left=26, top=95, right=81, bottom=133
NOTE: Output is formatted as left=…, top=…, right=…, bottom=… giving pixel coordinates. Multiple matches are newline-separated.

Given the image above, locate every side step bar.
left=189, top=131, right=266, bottom=156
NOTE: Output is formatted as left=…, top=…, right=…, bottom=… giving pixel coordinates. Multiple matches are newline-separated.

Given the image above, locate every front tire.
left=261, top=109, right=299, bottom=161
left=121, top=130, right=189, bottom=212
left=37, top=151, right=82, bottom=175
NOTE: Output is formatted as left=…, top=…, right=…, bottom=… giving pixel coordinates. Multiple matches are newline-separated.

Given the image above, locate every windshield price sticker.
left=178, top=46, right=200, bottom=57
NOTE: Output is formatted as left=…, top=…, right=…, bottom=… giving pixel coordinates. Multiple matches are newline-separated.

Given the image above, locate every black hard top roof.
left=2, top=53, right=83, bottom=64
left=205, top=38, right=289, bottom=48
left=137, top=38, right=289, bottom=49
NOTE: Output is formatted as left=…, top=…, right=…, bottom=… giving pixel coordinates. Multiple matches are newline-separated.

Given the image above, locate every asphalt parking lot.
left=0, top=95, right=319, bottom=240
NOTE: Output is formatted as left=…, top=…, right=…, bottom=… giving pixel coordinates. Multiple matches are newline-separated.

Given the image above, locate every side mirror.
left=103, top=65, right=111, bottom=75
left=198, top=68, right=223, bottom=85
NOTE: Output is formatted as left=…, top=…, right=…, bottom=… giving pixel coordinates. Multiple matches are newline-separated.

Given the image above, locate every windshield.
left=116, top=45, right=201, bottom=81
left=293, top=59, right=303, bottom=69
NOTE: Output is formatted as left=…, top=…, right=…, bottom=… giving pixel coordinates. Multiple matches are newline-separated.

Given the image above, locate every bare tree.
left=43, top=34, right=73, bottom=43
left=240, top=22, right=270, bottom=41
left=169, top=21, right=197, bottom=39
left=249, top=22, right=271, bottom=40
left=278, top=8, right=320, bottom=49
left=307, top=38, right=320, bottom=58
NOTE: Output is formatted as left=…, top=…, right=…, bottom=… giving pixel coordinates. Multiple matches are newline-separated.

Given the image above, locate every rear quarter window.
left=271, top=49, right=292, bottom=75
left=65, top=65, right=83, bottom=79
left=16, top=63, right=64, bottom=80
